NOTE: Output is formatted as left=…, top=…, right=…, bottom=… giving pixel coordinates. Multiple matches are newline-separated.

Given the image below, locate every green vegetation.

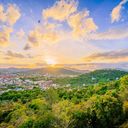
left=53, top=69, right=128, bottom=86
left=0, top=73, right=128, bottom=128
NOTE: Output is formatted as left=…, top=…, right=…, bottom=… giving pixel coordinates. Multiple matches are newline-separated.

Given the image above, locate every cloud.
left=0, top=26, right=13, bottom=46
left=87, top=26, right=128, bottom=40
left=111, top=0, right=128, bottom=23
left=28, top=28, right=39, bottom=46
left=6, top=4, right=21, bottom=25
left=6, top=50, right=26, bottom=58
left=43, top=0, right=78, bottom=21
left=28, top=23, right=62, bottom=46
left=68, top=10, right=98, bottom=37
left=5, top=50, right=32, bottom=59
left=43, top=0, right=97, bottom=38
left=83, top=49, right=128, bottom=62
left=24, top=43, right=31, bottom=50
left=0, top=4, right=21, bottom=46
left=29, top=0, right=98, bottom=46
left=0, top=4, right=21, bottom=25
left=0, top=4, right=6, bottom=22
left=16, top=29, right=25, bottom=39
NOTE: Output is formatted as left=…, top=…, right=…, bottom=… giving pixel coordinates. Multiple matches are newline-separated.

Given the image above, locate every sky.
left=0, top=0, right=128, bottom=68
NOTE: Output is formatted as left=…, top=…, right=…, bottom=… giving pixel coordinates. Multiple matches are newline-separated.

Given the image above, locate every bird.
left=38, top=20, right=41, bottom=23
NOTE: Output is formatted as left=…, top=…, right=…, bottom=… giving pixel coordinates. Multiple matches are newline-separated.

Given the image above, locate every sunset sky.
left=0, top=0, right=128, bottom=68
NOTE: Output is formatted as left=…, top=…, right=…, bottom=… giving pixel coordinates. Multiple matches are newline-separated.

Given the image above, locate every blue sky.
left=0, top=0, right=128, bottom=68
left=2, top=0, right=127, bottom=30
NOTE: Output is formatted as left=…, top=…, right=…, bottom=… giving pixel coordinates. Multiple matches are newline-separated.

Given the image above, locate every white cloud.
left=87, top=26, right=128, bottom=40
left=43, top=0, right=78, bottom=21
left=6, top=4, right=21, bottom=25
left=83, top=49, right=128, bottom=63
left=0, top=26, right=13, bottom=46
left=0, top=4, right=6, bottom=22
left=28, top=23, right=62, bottom=46
left=0, top=4, right=21, bottom=25
left=68, top=10, right=98, bottom=38
left=28, top=0, right=98, bottom=46
left=111, top=0, right=128, bottom=23
left=0, top=4, right=21, bottom=47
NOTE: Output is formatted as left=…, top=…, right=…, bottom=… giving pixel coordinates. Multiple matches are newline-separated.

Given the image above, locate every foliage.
left=53, top=69, right=128, bottom=86
left=0, top=74, right=128, bottom=128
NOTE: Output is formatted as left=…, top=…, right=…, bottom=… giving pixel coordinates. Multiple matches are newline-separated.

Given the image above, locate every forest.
left=0, top=73, right=128, bottom=128
left=52, top=69, right=128, bottom=86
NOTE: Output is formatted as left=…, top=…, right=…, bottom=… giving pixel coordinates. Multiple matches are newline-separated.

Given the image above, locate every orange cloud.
left=68, top=10, right=97, bottom=38
left=0, top=4, right=21, bottom=47
left=0, top=4, right=21, bottom=25
left=28, top=0, right=98, bottom=47
left=28, top=23, right=62, bottom=46
left=83, top=49, right=128, bottom=63
left=111, top=0, right=128, bottom=23
left=87, top=27, right=128, bottom=40
left=0, top=26, right=13, bottom=46
left=6, top=4, right=21, bottom=25
left=43, top=0, right=78, bottom=21
left=24, top=43, right=31, bottom=50
left=0, top=4, right=6, bottom=22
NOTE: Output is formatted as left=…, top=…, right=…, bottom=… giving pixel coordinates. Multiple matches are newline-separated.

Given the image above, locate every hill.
left=53, top=69, right=128, bottom=85
left=0, top=68, right=30, bottom=74
left=19, top=67, right=82, bottom=76
left=0, top=74, right=128, bottom=128
left=0, top=67, right=82, bottom=76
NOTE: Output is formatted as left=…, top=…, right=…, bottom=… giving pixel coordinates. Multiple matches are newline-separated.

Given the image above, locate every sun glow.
left=45, top=57, right=57, bottom=66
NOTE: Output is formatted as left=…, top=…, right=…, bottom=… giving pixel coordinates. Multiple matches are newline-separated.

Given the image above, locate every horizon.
left=0, top=62, right=128, bottom=71
left=0, top=0, right=128, bottom=68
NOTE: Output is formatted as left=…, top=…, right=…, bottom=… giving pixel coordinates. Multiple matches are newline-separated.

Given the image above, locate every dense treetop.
left=0, top=72, right=128, bottom=128
left=53, top=69, right=128, bottom=86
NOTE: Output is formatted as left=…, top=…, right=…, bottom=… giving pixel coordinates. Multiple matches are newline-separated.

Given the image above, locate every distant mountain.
left=0, top=68, right=30, bottom=74
left=63, top=63, right=128, bottom=71
left=115, top=68, right=128, bottom=72
left=0, top=67, right=82, bottom=76
left=23, top=67, right=81, bottom=76
left=53, top=69, right=128, bottom=85
left=64, top=67, right=89, bottom=74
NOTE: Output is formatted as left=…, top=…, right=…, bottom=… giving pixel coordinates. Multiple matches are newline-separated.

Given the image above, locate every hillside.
left=0, top=75, right=128, bottom=128
left=53, top=69, right=128, bottom=85
left=0, top=67, right=82, bottom=76
left=21, top=67, right=81, bottom=76
left=0, top=68, right=30, bottom=74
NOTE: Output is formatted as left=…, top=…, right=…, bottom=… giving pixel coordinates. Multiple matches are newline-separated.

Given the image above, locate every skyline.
left=0, top=0, right=128, bottom=68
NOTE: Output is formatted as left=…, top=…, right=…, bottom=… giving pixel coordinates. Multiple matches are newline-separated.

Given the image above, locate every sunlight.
left=45, top=57, right=57, bottom=66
